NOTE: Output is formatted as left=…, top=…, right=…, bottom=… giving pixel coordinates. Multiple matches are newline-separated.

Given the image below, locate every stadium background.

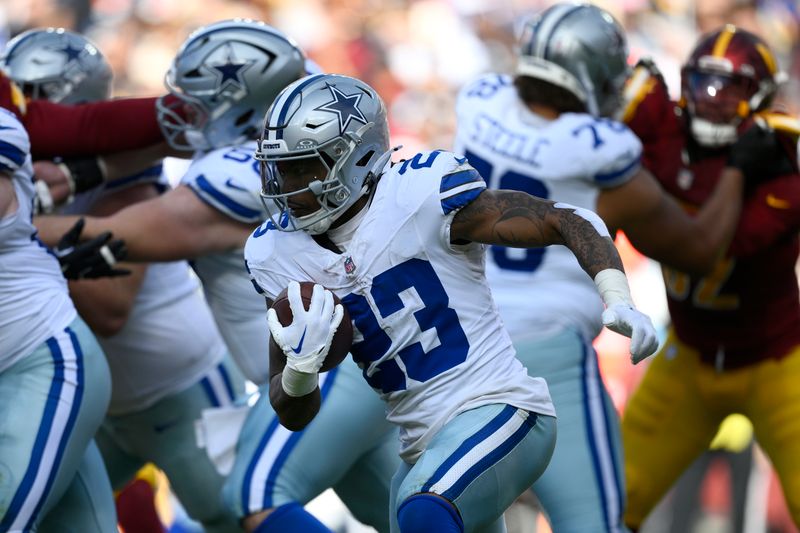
left=1, top=0, right=798, bottom=531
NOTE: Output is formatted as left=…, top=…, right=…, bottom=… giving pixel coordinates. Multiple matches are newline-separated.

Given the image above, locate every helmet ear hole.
left=355, top=150, right=375, bottom=167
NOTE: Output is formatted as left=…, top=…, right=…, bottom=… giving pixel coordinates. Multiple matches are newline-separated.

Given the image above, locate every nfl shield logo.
left=344, top=256, right=356, bottom=274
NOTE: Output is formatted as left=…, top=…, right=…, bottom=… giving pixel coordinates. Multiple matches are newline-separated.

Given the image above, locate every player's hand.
left=267, top=281, right=344, bottom=374
left=602, top=303, right=659, bottom=364
left=33, top=160, right=74, bottom=213
left=727, top=122, right=793, bottom=182
left=54, top=218, right=131, bottom=279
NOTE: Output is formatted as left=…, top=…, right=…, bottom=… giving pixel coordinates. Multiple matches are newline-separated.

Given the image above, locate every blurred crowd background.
left=1, top=0, right=798, bottom=532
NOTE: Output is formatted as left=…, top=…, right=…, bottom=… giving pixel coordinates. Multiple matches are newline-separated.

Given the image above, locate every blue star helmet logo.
left=60, top=43, right=83, bottom=62
left=210, top=52, right=253, bottom=92
left=315, top=84, right=368, bottom=135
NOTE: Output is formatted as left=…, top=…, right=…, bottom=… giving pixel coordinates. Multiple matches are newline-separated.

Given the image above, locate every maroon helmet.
left=681, top=25, right=784, bottom=146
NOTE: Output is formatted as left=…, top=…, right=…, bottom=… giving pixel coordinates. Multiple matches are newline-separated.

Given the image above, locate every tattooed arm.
left=450, top=189, right=623, bottom=279
left=451, top=188, right=659, bottom=363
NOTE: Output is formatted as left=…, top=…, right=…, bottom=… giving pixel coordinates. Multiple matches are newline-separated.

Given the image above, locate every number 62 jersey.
left=244, top=149, right=555, bottom=463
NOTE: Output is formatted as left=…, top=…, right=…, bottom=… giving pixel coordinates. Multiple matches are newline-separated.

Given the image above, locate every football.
left=270, top=281, right=353, bottom=372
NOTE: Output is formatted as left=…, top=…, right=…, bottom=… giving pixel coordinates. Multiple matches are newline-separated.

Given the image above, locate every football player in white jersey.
left=0, top=108, right=120, bottom=532
left=453, top=4, right=752, bottom=532
left=4, top=28, right=246, bottom=531
left=246, top=72, right=659, bottom=533
left=34, top=20, right=399, bottom=533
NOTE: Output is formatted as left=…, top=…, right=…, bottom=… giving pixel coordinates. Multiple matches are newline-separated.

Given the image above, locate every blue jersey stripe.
left=439, top=168, right=483, bottom=194
left=263, top=366, right=340, bottom=508
left=441, top=412, right=537, bottom=501
left=421, top=404, right=517, bottom=493
left=242, top=416, right=282, bottom=513
left=440, top=185, right=484, bottom=215
left=26, top=327, right=86, bottom=529
left=200, top=376, right=221, bottom=408
left=0, top=337, right=65, bottom=530
left=0, top=139, right=26, bottom=167
left=581, top=343, right=614, bottom=531
left=192, top=174, right=261, bottom=222
left=218, top=363, right=237, bottom=402
left=594, top=155, right=641, bottom=184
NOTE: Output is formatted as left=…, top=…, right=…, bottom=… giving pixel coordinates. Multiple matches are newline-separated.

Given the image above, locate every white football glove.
left=602, top=303, right=659, bottom=364
left=267, top=281, right=344, bottom=375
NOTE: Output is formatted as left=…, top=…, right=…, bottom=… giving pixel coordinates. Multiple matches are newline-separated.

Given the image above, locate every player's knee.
left=397, top=493, right=463, bottom=533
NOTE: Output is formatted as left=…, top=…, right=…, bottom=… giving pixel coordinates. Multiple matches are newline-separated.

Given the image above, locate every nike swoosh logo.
left=291, top=327, right=307, bottom=354
left=766, top=194, right=791, bottom=209
left=225, top=178, right=248, bottom=191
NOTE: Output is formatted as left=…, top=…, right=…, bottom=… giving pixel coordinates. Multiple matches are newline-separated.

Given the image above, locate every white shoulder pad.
left=389, top=150, right=486, bottom=217
left=181, top=143, right=266, bottom=224
left=547, top=114, right=642, bottom=188
left=0, top=109, right=30, bottom=174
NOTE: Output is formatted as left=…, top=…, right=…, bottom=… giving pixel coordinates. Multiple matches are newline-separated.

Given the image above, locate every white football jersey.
left=0, top=109, right=76, bottom=371
left=60, top=175, right=228, bottom=415
left=454, top=74, right=643, bottom=342
left=181, top=141, right=273, bottom=384
left=245, top=150, right=555, bottom=462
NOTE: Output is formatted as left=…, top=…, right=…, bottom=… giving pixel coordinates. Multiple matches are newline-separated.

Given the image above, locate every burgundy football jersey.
left=627, top=76, right=800, bottom=369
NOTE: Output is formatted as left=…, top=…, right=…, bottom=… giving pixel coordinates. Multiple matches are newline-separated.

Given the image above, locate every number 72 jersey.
left=454, top=74, right=644, bottom=343
left=244, top=149, right=555, bottom=463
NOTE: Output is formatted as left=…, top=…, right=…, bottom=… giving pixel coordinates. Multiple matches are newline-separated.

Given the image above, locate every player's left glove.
left=54, top=218, right=130, bottom=280
left=602, top=303, right=659, bottom=364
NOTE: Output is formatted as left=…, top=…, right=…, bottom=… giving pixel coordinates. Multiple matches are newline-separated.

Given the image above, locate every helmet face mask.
left=257, top=74, right=390, bottom=235
left=517, top=3, right=630, bottom=117
left=157, top=19, right=306, bottom=151
left=681, top=25, right=783, bottom=147
left=260, top=138, right=356, bottom=234
left=0, top=28, right=112, bottom=104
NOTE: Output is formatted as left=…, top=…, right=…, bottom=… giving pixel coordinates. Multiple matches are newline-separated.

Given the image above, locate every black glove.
left=727, top=123, right=793, bottom=182
left=54, top=218, right=131, bottom=280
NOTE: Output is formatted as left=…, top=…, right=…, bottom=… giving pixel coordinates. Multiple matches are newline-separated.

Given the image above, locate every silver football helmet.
left=256, top=74, right=391, bottom=234
left=0, top=28, right=112, bottom=104
left=157, top=19, right=306, bottom=151
left=517, top=3, right=630, bottom=117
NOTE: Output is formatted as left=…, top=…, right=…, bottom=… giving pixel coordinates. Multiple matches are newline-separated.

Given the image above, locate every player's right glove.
left=54, top=218, right=130, bottom=280
left=267, top=281, right=344, bottom=375
left=727, top=121, right=794, bottom=182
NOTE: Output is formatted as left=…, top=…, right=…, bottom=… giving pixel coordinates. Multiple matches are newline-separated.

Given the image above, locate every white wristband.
left=281, top=366, right=319, bottom=397
left=594, top=268, right=634, bottom=308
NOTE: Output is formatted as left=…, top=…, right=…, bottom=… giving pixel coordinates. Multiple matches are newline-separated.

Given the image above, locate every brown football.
left=270, top=281, right=353, bottom=372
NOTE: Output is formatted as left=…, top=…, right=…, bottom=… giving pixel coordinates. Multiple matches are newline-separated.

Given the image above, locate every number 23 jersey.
left=454, top=74, right=643, bottom=343
left=244, top=150, right=555, bottom=463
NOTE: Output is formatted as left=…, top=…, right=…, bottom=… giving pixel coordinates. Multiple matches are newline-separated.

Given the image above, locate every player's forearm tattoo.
left=461, top=190, right=623, bottom=278
left=550, top=207, right=623, bottom=278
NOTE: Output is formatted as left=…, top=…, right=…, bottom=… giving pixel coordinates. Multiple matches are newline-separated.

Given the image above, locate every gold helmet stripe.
left=711, top=24, right=737, bottom=57
left=755, top=43, right=778, bottom=75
